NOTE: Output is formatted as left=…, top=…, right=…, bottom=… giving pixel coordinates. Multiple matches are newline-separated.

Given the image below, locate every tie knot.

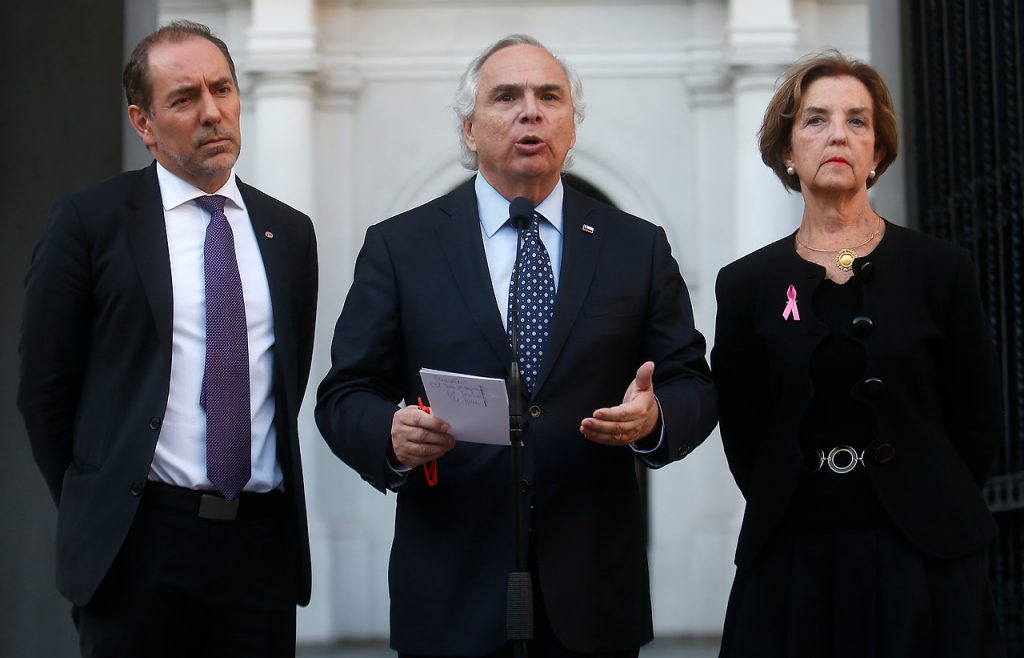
left=195, top=194, right=227, bottom=216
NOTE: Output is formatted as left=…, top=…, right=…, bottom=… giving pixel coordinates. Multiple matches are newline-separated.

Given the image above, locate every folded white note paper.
left=419, top=368, right=511, bottom=445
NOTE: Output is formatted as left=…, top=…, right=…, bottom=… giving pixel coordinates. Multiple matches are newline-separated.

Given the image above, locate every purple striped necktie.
left=195, top=194, right=251, bottom=500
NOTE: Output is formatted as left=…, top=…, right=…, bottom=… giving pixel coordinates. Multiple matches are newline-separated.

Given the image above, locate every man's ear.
left=463, top=118, right=477, bottom=153
left=127, top=105, right=157, bottom=148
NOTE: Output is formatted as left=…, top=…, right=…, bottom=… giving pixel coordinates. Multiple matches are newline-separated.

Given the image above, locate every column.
left=244, top=0, right=324, bottom=642
left=245, top=0, right=317, bottom=213
left=727, top=0, right=801, bottom=259
left=307, top=46, right=387, bottom=642
left=653, top=37, right=741, bottom=636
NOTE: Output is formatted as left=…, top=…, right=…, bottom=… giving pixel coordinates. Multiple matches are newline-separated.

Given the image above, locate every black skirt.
left=718, top=525, right=1006, bottom=658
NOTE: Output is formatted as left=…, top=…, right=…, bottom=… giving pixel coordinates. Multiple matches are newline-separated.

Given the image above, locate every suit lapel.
left=126, top=163, right=174, bottom=357
left=532, top=186, right=601, bottom=396
left=436, top=179, right=514, bottom=370
left=239, top=180, right=296, bottom=394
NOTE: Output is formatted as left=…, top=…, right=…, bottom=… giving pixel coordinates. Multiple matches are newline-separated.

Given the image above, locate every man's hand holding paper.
left=390, top=406, right=455, bottom=469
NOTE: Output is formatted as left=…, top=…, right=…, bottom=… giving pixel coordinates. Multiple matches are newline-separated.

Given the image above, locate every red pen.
left=418, top=397, right=438, bottom=487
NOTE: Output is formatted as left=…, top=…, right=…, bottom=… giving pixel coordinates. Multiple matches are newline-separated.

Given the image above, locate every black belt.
left=141, top=481, right=285, bottom=521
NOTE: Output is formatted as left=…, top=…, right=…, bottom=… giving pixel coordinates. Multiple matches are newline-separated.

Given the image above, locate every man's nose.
left=197, top=90, right=222, bottom=123
left=519, top=95, right=541, bottom=122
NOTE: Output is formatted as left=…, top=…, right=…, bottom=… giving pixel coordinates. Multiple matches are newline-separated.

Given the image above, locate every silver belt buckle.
left=813, top=445, right=864, bottom=474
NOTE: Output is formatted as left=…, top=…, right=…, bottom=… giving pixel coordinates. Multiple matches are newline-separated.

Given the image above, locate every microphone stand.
left=505, top=199, right=534, bottom=658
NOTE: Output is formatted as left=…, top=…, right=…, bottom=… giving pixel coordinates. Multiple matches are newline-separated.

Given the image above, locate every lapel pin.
left=264, top=231, right=274, bottom=239
left=782, top=284, right=800, bottom=321
left=581, top=224, right=594, bottom=234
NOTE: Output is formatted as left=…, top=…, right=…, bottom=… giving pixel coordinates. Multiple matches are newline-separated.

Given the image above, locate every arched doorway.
left=563, top=172, right=616, bottom=207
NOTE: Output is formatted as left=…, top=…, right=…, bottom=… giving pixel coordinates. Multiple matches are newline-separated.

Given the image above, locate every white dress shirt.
left=148, top=163, right=282, bottom=492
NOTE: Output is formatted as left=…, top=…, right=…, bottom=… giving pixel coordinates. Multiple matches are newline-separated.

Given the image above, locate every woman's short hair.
left=759, top=50, right=898, bottom=192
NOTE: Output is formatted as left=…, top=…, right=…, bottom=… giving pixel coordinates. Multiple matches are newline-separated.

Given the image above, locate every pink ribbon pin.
left=782, top=284, right=800, bottom=321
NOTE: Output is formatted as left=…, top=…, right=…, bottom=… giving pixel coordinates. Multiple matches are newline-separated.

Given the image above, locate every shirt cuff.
left=385, top=448, right=412, bottom=488
left=630, top=395, right=665, bottom=454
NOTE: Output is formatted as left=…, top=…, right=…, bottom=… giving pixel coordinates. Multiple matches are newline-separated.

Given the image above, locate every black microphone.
left=509, top=196, right=534, bottom=232
left=505, top=196, right=535, bottom=650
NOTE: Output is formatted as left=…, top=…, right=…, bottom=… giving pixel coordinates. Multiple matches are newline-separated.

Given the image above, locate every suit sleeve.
left=636, top=226, right=718, bottom=469
left=937, top=249, right=1002, bottom=485
left=315, top=225, right=406, bottom=493
left=710, top=264, right=768, bottom=497
left=17, top=196, right=93, bottom=504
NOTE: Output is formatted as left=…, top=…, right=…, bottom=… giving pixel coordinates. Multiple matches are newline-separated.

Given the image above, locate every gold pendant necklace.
left=795, top=216, right=882, bottom=271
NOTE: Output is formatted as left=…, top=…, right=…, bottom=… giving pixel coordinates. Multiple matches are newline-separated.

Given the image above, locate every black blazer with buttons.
left=17, top=163, right=318, bottom=607
left=712, top=220, right=1001, bottom=569
left=315, top=178, right=718, bottom=655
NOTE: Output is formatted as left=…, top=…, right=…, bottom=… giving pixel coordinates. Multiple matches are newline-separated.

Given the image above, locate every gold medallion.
left=835, top=249, right=857, bottom=271
left=795, top=215, right=883, bottom=271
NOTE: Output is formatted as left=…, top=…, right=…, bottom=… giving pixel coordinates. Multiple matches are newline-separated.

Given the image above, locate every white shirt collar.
left=155, top=162, right=246, bottom=212
left=475, top=174, right=564, bottom=238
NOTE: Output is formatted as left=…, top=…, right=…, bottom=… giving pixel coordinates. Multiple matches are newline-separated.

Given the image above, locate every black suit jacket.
left=17, top=163, right=317, bottom=607
left=316, top=178, right=717, bottom=655
left=712, top=221, right=1001, bottom=569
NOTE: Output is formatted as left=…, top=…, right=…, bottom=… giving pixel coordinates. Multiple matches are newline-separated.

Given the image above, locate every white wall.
left=160, top=0, right=870, bottom=642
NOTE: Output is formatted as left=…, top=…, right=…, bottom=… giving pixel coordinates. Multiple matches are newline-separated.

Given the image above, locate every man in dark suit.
left=17, top=20, right=317, bottom=657
left=316, top=34, right=717, bottom=657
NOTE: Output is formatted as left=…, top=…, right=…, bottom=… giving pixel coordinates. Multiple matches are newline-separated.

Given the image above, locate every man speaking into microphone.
left=315, top=34, right=717, bottom=658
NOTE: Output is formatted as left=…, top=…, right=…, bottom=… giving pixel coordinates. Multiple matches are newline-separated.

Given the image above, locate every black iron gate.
left=907, top=0, right=1024, bottom=652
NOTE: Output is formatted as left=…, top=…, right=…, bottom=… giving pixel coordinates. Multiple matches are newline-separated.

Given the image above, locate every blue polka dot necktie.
left=195, top=194, right=251, bottom=500
left=509, top=213, right=555, bottom=393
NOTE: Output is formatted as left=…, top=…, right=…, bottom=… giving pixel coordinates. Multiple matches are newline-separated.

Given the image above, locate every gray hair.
left=453, top=34, right=586, bottom=170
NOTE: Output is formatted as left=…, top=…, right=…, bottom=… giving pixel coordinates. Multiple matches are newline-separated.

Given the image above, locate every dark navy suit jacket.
left=18, top=162, right=317, bottom=607
left=316, top=178, right=717, bottom=655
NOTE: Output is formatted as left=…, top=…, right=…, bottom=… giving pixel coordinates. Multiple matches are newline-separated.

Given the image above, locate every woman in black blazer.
left=712, top=51, right=1006, bottom=657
